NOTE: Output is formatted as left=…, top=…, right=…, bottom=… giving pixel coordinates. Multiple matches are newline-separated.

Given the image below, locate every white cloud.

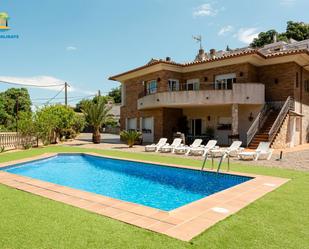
left=0, top=75, right=75, bottom=92
left=66, top=46, right=77, bottom=51
left=218, top=25, right=233, bottom=36
left=193, top=3, right=218, bottom=17
left=280, top=0, right=296, bottom=6
left=235, top=28, right=259, bottom=44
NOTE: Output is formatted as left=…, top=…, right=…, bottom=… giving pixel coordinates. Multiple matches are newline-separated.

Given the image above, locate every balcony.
left=137, top=83, right=265, bottom=110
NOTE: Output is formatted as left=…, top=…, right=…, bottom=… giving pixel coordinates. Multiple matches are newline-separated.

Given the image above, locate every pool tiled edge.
left=0, top=152, right=289, bottom=241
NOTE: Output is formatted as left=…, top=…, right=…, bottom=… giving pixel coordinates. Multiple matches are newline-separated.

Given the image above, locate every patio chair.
left=145, top=138, right=167, bottom=152
left=174, top=139, right=203, bottom=155
left=238, top=142, right=273, bottom=161
left=189, top=140, right=218, bottom=157
left=160, top=138, right=183, bottom=153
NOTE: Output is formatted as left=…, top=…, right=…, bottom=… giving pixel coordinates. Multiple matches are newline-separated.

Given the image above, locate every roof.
left=109, top=40, right=309, bottom=81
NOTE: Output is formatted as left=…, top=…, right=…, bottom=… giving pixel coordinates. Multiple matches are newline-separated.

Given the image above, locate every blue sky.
left=0, top=0, right=308, bottom=106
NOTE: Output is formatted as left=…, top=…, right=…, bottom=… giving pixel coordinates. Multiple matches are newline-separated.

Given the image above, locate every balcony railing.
left=137, top=83, right=265, bottom=110
left=139, top=82, right=236, bottom=98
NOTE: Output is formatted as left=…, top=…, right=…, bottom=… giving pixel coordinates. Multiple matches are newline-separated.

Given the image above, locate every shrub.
left=120, top=130, right=142, bottom=148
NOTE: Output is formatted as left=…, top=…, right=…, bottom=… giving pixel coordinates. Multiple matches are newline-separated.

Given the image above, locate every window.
left=146, top=80, right=157, bottom=94
left=217, top=117, right=232, bottom=130
left=215, top=73, right=236, bottom=90
left=305, top=80, right=309, bottom=93
left=127, top=118, right=137, bottom=131
left=186, top=79, right=200, bottom=91
left=168, top=79, right=179, bottom=91
left=190, top=119, right=202, bottom=136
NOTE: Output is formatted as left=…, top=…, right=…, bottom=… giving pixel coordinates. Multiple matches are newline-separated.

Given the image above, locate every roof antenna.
left=193, top=35, right=203, bottom=49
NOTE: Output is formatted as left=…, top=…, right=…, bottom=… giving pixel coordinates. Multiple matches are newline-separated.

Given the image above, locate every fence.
left=0, top=132, right=38, bottom=150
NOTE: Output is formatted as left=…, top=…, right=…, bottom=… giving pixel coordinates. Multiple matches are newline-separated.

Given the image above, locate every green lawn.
left=0, top=146, right=308, bottom=249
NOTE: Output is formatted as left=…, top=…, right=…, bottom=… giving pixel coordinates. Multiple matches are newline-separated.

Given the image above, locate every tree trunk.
left=92, top=128, right=101, bottom=144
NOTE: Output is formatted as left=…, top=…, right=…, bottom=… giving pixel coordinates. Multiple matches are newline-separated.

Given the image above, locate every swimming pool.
left=2, top=154, right=252, bottom=211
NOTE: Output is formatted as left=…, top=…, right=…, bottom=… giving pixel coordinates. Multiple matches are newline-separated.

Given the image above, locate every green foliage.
left=0, top=88, right=32, bottom=131
left=108, top=86, right=121, bottom=103
left=250, top=30, right=288, bottom=48
left=29, top=105, right=82, bottom=144
left=120, top=130, right=142, bottom=147
left=18, top=112, right=36, bottom=149
left=74, top=99, right=92, bottom=112
left=286, top=21, right=309, bottom=41
left=82, top=98, right=113, bottom=143
left=250, top=21, right=309, bottom=48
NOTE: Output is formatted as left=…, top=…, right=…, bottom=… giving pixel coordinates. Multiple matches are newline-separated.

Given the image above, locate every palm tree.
left=82, top=98, right=113, bottom=144
left=0, top=12, right=9, bottom=27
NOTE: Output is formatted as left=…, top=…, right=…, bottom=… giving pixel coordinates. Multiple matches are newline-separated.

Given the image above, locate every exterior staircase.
left=248, top=110, right=279, bottom=149
left=246, top=96, right=295, bottom=149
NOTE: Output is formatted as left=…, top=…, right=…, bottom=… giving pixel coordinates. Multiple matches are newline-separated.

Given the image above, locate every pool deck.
left=0, top=152, right=289, bottom=241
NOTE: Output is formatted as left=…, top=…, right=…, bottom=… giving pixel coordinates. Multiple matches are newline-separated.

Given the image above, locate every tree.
left=0, top=12, right=9, bottom=27
left=108, top=87, right=121, bottom=103
left=81, top=98, right=113, bottom=144
left=250, top=21, right=309, bottom=48
left=0, top=88, right=32, bottom=131
left=286, top=21, right=309, bottom=41
left=35, top=105, right=76, bottom=143
left=250, top=30, right=288, bottom=48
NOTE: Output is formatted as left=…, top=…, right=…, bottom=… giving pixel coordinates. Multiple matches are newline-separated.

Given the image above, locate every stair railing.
left=246, top=104, right=269, bottom=146
left=268, top=96, right=294, bottom=143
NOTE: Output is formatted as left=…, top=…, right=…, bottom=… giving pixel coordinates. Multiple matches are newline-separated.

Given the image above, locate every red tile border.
left=0, top=152, right=289, bottom=241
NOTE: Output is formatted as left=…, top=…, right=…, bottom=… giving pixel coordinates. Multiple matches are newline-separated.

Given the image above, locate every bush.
left=120, top=130, right=142, bottom=148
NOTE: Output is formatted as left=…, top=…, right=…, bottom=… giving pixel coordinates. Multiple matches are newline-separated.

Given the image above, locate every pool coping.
left=0, top=152, right=289, bottom=241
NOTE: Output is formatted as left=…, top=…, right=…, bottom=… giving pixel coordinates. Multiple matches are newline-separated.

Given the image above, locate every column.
left=232, top=104, right=239, bottom=135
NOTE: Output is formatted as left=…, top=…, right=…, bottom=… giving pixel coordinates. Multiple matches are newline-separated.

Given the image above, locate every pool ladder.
left=201, top=153, right=230, bottom=173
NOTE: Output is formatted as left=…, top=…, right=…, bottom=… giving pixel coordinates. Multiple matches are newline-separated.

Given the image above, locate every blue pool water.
left=2, top=154, right=252, bottom=211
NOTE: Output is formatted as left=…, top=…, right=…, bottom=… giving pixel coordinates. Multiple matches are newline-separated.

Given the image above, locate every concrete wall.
left=138, top=83, right=264, bottom=110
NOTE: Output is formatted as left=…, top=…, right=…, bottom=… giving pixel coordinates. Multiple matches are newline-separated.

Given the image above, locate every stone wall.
left=271, top=115, right=290, bottom=149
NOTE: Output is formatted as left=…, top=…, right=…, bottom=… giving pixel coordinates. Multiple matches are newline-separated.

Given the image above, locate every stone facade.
left=271, top=114, right=291, bottom=149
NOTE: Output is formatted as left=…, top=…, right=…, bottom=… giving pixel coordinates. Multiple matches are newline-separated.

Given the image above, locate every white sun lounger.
left=145, top=138, right=167, bottom=152
left=189, top=140, right=218, bottom=156
left=209, top=141, right=244, bottom=158
left=238, top=142, right=273, bottom=161
left=160, top=138, right=183, bottom=153
left=212, top=141, right=243, bottom=171
left=174, top=139, right=203, bottom=155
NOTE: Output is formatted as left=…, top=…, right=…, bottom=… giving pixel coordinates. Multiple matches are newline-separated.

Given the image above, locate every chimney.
left=273, top=34, right=277, bottom=43
left=210, top=49, right=216, bottom=59
left=166, top=56, right=171, bottom=62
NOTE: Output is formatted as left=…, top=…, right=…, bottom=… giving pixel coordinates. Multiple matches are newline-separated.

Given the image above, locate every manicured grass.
left=0, top=146, right=308, bottom=249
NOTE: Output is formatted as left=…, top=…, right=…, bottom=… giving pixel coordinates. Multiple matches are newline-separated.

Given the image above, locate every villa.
left=110, top=39, right=309, bottom=149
